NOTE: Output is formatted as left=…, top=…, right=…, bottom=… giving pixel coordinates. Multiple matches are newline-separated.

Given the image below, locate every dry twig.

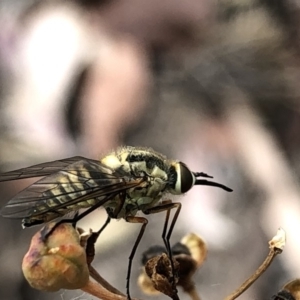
left=224, top=228, right=286, bottom=300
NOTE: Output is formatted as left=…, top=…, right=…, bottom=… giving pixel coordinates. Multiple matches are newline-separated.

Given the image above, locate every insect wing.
left=0, top=156, right=90, bottom=182
left=0, top=159, right=140, bottom=220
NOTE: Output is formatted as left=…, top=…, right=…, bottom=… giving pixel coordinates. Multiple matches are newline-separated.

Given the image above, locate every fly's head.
left=168, top=161, right=233, bottom=195
left=168, top=162, right=196, bottom=195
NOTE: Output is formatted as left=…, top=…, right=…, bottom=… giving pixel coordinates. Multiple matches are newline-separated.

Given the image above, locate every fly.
left=0, top=146, right=232, bottom=299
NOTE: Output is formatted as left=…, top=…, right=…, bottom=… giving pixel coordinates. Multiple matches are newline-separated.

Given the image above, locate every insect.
left=0, top=146, right=232, bottom=299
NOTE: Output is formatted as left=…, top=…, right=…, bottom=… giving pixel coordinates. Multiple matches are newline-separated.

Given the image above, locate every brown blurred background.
left=1, top=0, right=300, bottom=299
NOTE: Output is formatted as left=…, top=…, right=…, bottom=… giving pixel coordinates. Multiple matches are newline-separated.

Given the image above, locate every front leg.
left=143, top=201, right=182, bottom=298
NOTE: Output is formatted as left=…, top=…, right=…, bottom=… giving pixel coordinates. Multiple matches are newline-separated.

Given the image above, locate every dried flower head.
left=144, top=252, right=180, bottom=298
left=138, top=233, right=206, bottom=299
left=271, top=279, right=300, bottom=300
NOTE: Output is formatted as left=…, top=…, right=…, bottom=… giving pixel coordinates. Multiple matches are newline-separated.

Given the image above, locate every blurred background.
left=1, top=0, right=300, bottom=299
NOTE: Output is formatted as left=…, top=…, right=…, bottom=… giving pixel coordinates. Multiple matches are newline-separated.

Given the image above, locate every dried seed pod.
left=180, top=233, right=207, bottom=267
left=283, top=279, right=300, bottom=299
left=271, top=290, right=296, bottom=300
left=271, top=279, right=300, bottom=300
left=144, top=252, right=180, bottom=298
left=139, top=233, right=206, bottom=298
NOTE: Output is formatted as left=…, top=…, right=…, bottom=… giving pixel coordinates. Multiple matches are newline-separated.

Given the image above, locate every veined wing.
left=0, top=159, right=143, bottom=225
left=0, top=156, right=93, bottom=181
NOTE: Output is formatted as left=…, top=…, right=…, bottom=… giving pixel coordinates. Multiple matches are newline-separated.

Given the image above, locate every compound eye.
left=177, top=162, right=195, bottom=194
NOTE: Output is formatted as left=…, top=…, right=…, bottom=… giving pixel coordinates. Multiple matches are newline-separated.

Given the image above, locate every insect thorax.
left=101, top=147, right=177, bottom=218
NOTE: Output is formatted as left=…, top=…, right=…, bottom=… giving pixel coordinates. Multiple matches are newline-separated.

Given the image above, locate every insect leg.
left=86, top=192, right=125, bottom=257
left=143, top=202, right=182, bottom=294
left=87, top=191, right=124, bottom=258
left=72, top=211, right=79, bottom=226
left=41, top=193, right=118, bottom=240
left=85, top=192, right=123, bottom=263
left=125, top=216, right=148, bottom=300
left=96, top=215, right=111, bottom=236
left=85, top=215, right=111, bottom=265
